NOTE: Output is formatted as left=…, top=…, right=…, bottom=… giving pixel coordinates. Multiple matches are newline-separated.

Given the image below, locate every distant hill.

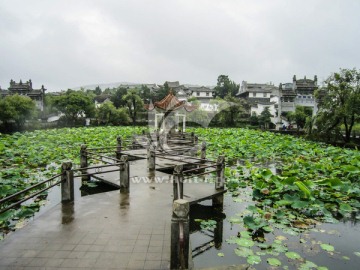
left=72, top=82, right=150, bottom=90
left=72, top=82, right=214, bottom=90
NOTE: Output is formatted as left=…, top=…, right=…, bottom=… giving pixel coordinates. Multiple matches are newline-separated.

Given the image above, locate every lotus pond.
left=1, top=127, right=360, bottom=269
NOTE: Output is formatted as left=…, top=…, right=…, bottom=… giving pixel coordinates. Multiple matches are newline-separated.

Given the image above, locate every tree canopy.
left=53, top=90, right=95, bottom=123
left=110, top=87, right=128, bottom=108
left=122, top=89, right=144, bottom=125
left=315, top=68, right=360, bottom=142
left=258, top=107, right=273, bottom=129
left=288, top=106, right=312, bottom=131
left=96, top=101, right=130, bottom=125
left=0, top=94, right=36, bottom=128
left=214, top=75, right=239, bottom=98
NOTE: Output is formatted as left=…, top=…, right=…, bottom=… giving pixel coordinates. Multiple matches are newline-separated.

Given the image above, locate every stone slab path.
left=0, top=181, right=174, bottom=270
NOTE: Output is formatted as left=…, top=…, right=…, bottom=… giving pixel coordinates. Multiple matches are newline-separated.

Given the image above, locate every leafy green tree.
left=94, top=86, right=102, bottom=95
left=258, top=107, right=273, bottom=129
left=139, top=85, right=153, bottom=102
left=0, top=94, right=36, bottom=128
left=153, top=83, right=170, bottom=101
left=214, top=75, right=239, bottom=98
left=96, top=101, right=130, bottom=125
left=249, top=115, right=259, bottom=126
left=122, top=89, right=144, bottom=125
left=213, top=95, right=248, bottom=126
left=287, top=106, right=312, bottom=131
left=53, top=90, right=95, bottom=124
left=110, top=87, right=128, bottom=108
left=315, top=68, right=360, bottom=142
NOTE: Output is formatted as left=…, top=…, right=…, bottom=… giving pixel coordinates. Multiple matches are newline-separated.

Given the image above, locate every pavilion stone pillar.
left=155, top=114, right=158, bottom=130
left=183, top=115, right=186, bottom=132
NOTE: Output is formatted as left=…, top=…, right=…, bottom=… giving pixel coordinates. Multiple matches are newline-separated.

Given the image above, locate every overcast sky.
left=1, top=0, right=359, bottom=92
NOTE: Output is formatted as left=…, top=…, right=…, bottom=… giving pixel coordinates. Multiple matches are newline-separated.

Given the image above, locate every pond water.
left=191, top=193, right=360, bottom=270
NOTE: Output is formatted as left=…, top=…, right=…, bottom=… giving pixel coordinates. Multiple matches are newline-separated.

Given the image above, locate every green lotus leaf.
left=267, top=258, right=281, bottom=266
left=320, top=243, right=334, bottom=252
left=247, top=255, right=261, bottom=265
left=234, top=247, right=253, bottom=257
left=236, top=238, right=255, bottom=247
left=285, top=251, right=302, bottom=260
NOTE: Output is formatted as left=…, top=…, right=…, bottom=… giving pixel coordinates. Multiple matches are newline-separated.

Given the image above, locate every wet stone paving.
left=0, top=183, right=173, bottom=270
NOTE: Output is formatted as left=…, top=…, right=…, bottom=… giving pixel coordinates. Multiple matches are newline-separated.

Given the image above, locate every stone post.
left=80, top=144, right=90, bottom=182
left=132, top=136, right=137, bottom=149
left=170, top=199, right=190, bottom=270
left=116, top=136, right=122, bottom=160
left=61, top=162, right=74, bottom=202
left=215, top=155, right=225, bottom=190
left=201, top=142, right=206, bottom=161
left=119, top=155, right=130, bottom=193
left=189, top=145, right=198, bottom=157
left=147, top=144, right=156, bottom=171
left=173, top=165, right=184, bottom=200
left=156, top=130, right=160, bottom=144
left=214, top=219, right=223, bottom=249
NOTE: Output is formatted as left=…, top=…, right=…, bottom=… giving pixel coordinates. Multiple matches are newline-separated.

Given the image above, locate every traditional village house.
left=0, top=79, right=46, bottom=111
left=236, top=81, right=278, bottom=127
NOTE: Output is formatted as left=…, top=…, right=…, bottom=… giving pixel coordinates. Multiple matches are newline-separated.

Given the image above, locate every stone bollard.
left=201, top=142, right=206, bottom=161
left=214, top=219, right=224, bottom=249
left=173, top=165, right=184, bottom=200
left=189, top=145, right=199, bottom=157
left=156, top=130, right=160, bottom=143
left=116, top=136, right=122, bottom=160
left=147, top=144, right=156, bottom=171
left=119, top=155, right=130, bottom=193
left=170, top=199, right=190, bottom=270
left=215, top=155, right=225, bottom=190
left=132, top=136, right=137, bottom=149
left=61, top=162, right=74, bottom=202
left=198, top=142, right=207, bottom=173
left=80, top=144, right=90, bottom=182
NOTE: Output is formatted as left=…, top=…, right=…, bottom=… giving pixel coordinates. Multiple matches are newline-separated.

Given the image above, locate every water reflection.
left=189, top=204, right=226, bottom=258
left=119, top=193, right=130, bottom=210
left=61, top=202, right=74, bottom=224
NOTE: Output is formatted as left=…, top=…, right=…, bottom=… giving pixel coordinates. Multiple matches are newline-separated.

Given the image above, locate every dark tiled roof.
left=144, top=92, right=197, bottom=112
left=188, top=86, right=213, bottom=92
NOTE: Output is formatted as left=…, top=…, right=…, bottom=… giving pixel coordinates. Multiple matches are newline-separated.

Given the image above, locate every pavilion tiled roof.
left=144, top=92, right=197, bottom=112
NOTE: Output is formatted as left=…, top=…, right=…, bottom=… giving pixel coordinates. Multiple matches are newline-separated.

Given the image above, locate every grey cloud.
left=0, top=0, right=359, bottom=91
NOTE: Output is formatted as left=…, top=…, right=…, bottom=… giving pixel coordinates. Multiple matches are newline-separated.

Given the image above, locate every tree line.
left=1, top=68, right=359, bottom=144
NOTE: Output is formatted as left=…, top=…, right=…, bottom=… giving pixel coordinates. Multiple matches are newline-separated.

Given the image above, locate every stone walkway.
left=0, top=181, right=174, bottom=270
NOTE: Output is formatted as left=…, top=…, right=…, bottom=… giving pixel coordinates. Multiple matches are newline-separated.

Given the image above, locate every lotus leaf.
left=247, top=255, right=261, bottom=265
left=267, top=258, right=281, bottom=266
left=320, top=243, right=334, bottom=252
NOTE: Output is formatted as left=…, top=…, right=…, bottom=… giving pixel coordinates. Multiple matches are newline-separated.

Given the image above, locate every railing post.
left=156, top=130, right=160, bottom=144
left=201, top=142, right=206, bottom=161
left=214, top=219, right=224, bottom=249
left=173, top=165, right=184, bottom=200
left=189, top=145, right=198, bottom=157
left=61, top=162, right=74, bottom=202
left=171, top=199, right=190, bottom=270
left=216, top=155, right=225, bottom=190
left=147, top=144, right=156, bottom=171
left=116, top=136, right=122, bottom=160
left=132, top=136, right=137, bottom=149
left=119, top=155, right=130, bottom=193
left=80, top=144, right=90, bottom=182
